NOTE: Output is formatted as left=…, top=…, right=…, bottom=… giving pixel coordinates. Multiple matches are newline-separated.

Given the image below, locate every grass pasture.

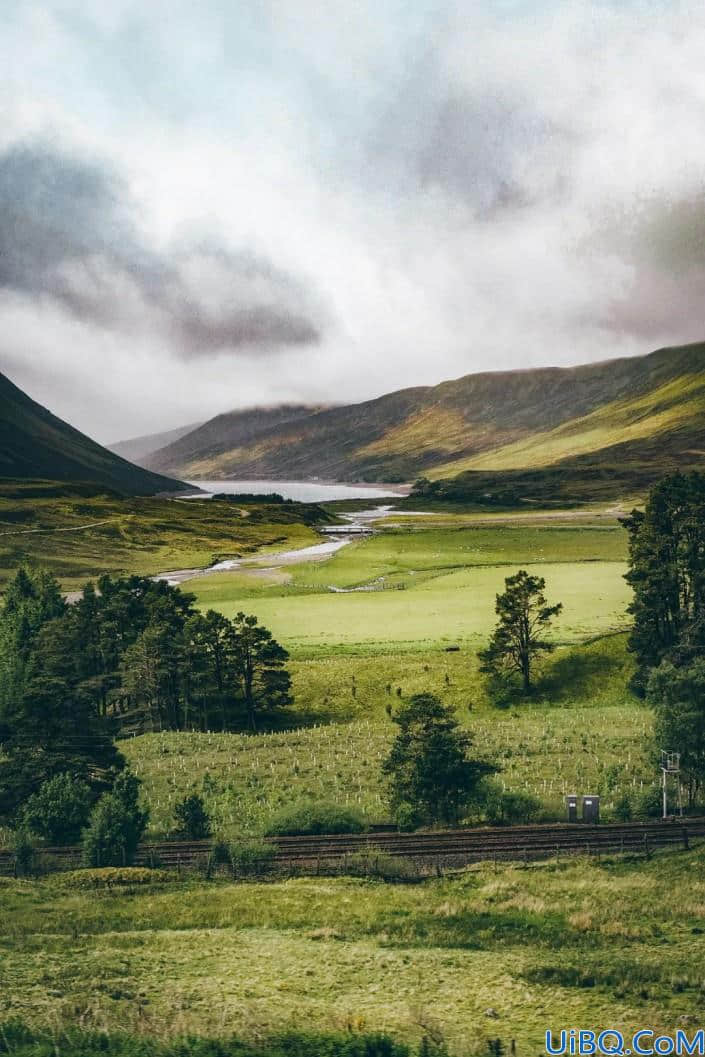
left=128, top=511, right=642, bottom=834
left=2, top=848, right=705, bottom=1051
left=192, top=559, right=631, bottom=653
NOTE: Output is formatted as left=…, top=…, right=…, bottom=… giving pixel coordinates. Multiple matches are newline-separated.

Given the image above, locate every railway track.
left=1, top=818, right=703, bottom=876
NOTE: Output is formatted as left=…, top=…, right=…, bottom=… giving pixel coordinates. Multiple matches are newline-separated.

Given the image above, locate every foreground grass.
left=0, top=1023, right=422, bottom=1057
left=2, top=848, right=704, bottom=1051
left=121, top=635, right=650, bottom=837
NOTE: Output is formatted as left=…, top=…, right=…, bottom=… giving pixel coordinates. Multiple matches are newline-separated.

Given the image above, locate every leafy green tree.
left=183, top=610, right=239, bottom=731
left=21, top=772, right=92, bottom=844
left=173, top=793, right=211, bottom=840
left=382, top=693, right=496, bottom=826
left=648, top=658, right=705, bottom=806
left=82, top=770, right=148, bottom=867
left=231, top=612, right=291, bottom=731
left=479, top=570, right=562, bottom=692
left=623, top=472, right=705, bottom=692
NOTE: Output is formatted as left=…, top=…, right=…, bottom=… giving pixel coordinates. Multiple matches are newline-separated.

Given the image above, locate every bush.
left=634, top=786, right=662, bottom=821
left=394, top=803, right=424, bottom=832
left=264, top=800, right=367, bottom=837
left=21, top=773, right=92, bottom=845
left=482, top=783, right=542, bottom=826
left=344, top=847, right=421, bottom=882
left=10, top=829, right=35, bottom=877
left=613, top=793, right=633, bottom=822
left=53, top=867, right=172, bottom=889
left=82, top=770, right=148, bottom=868
left=173, top=793, right=211, bottom=840
left=230, top=839, right=277, bottom=878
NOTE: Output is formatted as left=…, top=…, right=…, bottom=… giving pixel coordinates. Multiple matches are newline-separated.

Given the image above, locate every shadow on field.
left=538, top=641, right=626, bottom=704
left=486, top=634, right=633, bottom=709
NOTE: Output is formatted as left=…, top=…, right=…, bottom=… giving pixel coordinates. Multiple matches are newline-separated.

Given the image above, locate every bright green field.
left=293, top=522, right=627, bottom=588
left=192, top=560, right=630, bottom=653
left=2, top=847, right=705, bottom=1050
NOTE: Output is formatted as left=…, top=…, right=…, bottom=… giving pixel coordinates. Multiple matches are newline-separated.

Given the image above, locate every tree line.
left=0, top=568, right=291, bottom=818
left=622, top=471, right=705, bottom=805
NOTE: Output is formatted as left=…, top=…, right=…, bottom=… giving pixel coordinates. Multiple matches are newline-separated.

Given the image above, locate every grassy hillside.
left=0, top=370, right=186, bottom=495
left=124, top=634, right=643, bottom=836
left=144, top=343, right=705, bottom=493
left=430, top=369, right=705, bottom=476
left=0, top=491, right=328, bottom=589
left=146, top=404, right=329, bottom=477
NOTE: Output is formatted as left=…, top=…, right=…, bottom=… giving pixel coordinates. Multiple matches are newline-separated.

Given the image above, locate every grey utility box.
left=582, top=795, right=600, bottom=824
left=565, top=795, right=579, bottom=823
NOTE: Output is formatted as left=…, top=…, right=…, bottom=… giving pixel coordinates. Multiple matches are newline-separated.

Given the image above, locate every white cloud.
left=0, top=0, right=704, bottom=442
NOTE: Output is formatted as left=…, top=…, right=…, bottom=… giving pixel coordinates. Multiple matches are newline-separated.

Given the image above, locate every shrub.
left=53, top=867, right=172, bottom=889
left=634, top=786, right=662, bottom=821
left=21, top=773, right=92, bottom=845
left=613, top=793, right=633, bottom=822
left=264, top=800, right=367, bottom=837
left=482, top=783, right=542, bottom=826
left=173, top=793, right=211, bottom=840
left=82, top=770, right=148, bottom=868
left=230, top=838, right=277, bottom=878
left=394, top=802, right=424, bottom=832
left=344, top=847, right=421, bottom=882
left=10, top=829, right=35, bottom=877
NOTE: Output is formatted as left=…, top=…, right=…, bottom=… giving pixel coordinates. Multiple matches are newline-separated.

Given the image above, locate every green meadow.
left=191, top=519, right=630, bottom=653
left=111, top=511, right=644, bottom=834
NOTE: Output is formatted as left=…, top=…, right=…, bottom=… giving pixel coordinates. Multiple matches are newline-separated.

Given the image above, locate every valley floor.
left=3, top=491, right=682, bottom=1053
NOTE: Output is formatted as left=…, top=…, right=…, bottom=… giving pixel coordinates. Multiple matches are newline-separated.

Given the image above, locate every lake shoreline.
left=179, top=478, right=412, bottom=501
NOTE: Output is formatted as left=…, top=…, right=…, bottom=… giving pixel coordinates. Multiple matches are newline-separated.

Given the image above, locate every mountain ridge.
left=0, top=369, right=188, bottom=495
left=109, top=422, right=204, bottom=464
left=141, top=342, right=705, bottom=493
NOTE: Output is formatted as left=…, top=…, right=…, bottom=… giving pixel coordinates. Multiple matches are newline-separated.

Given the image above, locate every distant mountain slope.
left=144, top=343, right=705, bottom=489
left=109, top=422, right=203, bottom=464
left=145, top=404, right=331, bottom=477
left=0, top=370, right=187, bottom=495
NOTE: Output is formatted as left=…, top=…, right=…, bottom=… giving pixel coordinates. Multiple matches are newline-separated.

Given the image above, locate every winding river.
left=154, top=505, right=398, bottom=587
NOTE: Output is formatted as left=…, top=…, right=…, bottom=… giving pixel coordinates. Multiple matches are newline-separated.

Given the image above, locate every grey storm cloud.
left=364, top=54, right=568, bottom=215
left=0, top=143, right=322, bottom=354
left=600, top=193, right=705, bottom=343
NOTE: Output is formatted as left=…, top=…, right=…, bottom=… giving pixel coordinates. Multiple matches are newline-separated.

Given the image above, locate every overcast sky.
left=1, top=0, right=704, bottom=443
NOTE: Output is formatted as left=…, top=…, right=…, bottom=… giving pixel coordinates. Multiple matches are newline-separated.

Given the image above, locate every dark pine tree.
left=623, top=471, right=705, bottom=692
